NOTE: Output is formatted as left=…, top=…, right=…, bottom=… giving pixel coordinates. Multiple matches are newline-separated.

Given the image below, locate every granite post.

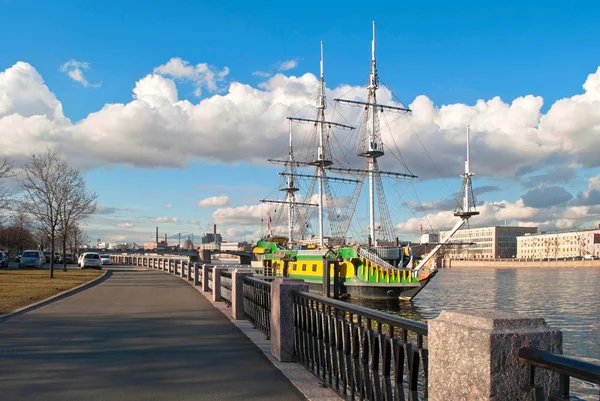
left=193, top=263, right=200, bottom=285
left=231, top=269, right=253, bottom=320
left=202, top=264, right=212, bottom=292
left=212, top=266, right=227, bottom=302
left=428, top=310, right=562, bottom=401
left=270, top=278, right=308, bottom=362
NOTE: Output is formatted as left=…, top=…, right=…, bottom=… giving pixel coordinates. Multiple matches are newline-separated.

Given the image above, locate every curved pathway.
left=0, top=268, right=304, bottom=401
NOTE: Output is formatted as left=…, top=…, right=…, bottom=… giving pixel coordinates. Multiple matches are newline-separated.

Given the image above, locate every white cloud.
left=59, top=59, right=101, bottom=88
left=197, top=195, right=230, bottom=207
left=150, top=216, right=180, bottom=223
left=153, top=57, right=229, bottom=96
left=116, top=222, right=136, bottom=229
left=164, top=203, right=172, bottom=209
left=212, top=204, right=264, bottom=225
left=278, top=59, right=298, bottom=71
left=252, top=71, right=271, bottom=77
left=3, top=60, right=600, bottom=183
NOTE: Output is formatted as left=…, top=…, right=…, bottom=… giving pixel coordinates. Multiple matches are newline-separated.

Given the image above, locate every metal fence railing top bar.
left=519, top=347, right=600, bottom=400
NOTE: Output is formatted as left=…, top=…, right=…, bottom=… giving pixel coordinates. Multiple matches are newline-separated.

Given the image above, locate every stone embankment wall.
left=446, top=259, right=600, bottom=268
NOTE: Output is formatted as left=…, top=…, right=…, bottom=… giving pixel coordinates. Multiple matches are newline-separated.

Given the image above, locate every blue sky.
left=1, top=0, right=600, bottom=245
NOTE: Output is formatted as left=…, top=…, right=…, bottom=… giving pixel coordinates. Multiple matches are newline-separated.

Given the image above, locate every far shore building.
left=516, top=228, right=600, bottom=259
left=440, top=226, right=538, bottom=260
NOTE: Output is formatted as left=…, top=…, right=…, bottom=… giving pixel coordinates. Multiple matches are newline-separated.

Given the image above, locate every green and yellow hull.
left=253, top=240, right=435, bottom=300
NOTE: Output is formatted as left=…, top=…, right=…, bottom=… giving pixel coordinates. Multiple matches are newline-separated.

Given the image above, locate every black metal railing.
left=221, top=271, right=232, bottom=306
left=519, top=347, right=600, bottom=400
left=292, top=291, right=429, bottom=401
left=242, top=276, right=271, bottom=339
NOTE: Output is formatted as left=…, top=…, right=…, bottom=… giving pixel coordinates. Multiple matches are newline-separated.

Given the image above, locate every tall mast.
left=368, top=21, right=380, bottom=246
left=317, top=41, right=327, bottom=246
left=333, top=21, right=414, bottom=246
left=266, top=42, right=355, bottom=245
left=464, top=125, right=471, bottom=211
left=287, top=119, right=295, bottom=243
left=455, top=125, right=479, bottom=218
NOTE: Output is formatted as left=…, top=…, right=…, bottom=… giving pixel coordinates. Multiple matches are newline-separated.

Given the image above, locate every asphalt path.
left=0, top=267, right=304, bottom=401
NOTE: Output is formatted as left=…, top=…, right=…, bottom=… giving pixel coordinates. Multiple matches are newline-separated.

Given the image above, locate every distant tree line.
left=0, top=150, right=98, bottom=278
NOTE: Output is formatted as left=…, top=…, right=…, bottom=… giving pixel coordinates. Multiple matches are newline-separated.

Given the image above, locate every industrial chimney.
left=214, top=224, right=217, bottom=234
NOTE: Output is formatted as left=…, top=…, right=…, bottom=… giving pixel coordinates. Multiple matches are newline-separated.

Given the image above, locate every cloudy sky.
left=1, top=1, right=600, bottom=246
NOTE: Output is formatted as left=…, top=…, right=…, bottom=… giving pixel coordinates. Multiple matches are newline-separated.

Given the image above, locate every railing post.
left=428, top=310, right=562, bottom=401
left=193, top=263, right=200, bottom=285
left=202, top=264, right=212, bottom=292
left=270, top=278, right=308, bottom=362
left=231, top=269, right=253, bottom=320
left=212, top=266, right=226, bottom=302
left=179, top=260, right=184, bottom=278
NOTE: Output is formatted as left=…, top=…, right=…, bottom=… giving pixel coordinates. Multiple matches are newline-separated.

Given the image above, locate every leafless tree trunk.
left=19, top=150, right=69, bottom=278
left=58, top=166, right=97, bottom=271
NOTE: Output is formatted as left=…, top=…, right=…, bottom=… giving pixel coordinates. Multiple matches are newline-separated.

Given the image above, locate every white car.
left=100, top=254, right=113, bottom=265
left=81, top=252, right=103, bottom=269
left=19, top=250, right=45, bottom=268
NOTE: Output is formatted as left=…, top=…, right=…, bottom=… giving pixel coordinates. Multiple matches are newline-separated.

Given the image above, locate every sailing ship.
left=252, top=22, right=478, bottom=300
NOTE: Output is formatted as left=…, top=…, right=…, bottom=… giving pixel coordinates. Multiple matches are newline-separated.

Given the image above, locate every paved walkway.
left=0, top=268, right=304, bottom=401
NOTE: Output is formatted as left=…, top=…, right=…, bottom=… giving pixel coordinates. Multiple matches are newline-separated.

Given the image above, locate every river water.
left=349, top=267, right=600, bottom=400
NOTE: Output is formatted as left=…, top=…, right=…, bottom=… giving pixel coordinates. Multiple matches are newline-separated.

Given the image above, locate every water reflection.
left=349, top=267, right=600, bottom=399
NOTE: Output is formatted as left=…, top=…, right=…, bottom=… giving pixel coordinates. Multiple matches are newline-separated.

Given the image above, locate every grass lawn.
left=0, top=269, right=104, bottom=314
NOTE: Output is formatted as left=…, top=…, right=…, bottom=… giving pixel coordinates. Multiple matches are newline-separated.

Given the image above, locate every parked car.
left=81, top=252, right=102, bottom=269
left=78, top=253, right=85, bottom=267
left=55, top=253, right=62, bottom=263
left=63, top=253, right=75, bottom=264
left=19, top=250, right=45, bottom=268
left=0, top=251, right=8, bottom=268
left=15, top=252, right=22, bottom=263
left=100, top=254, right=113, bottom=265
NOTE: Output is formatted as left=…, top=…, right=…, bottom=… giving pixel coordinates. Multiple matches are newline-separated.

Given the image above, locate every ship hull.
left=302, top=273, right=435, bottom=301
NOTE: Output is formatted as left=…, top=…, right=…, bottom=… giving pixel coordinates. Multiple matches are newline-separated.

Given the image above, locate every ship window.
left=312, top=264, right=317, bottom=272
left=302, top=264, right=307, bottom=271
left=292, top=263, right=297, bottom=271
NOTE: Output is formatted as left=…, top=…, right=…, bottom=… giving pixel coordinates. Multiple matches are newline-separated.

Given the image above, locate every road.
left=0, top=267, right=304, bottom=401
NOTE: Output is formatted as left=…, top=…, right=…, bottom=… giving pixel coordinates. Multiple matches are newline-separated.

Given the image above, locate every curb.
left=0, top=269, right=112, bottom=322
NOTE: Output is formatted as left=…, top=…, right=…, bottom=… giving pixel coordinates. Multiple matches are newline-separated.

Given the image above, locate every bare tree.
left=68, top=224, right=90, bottom=256
left=58, top=167, right=97, bottom=271
left=9, top=206, right=35, bottom=252
left=0, top=156, right=14, bottom=211
left=19, top=151, right=69, bottom=278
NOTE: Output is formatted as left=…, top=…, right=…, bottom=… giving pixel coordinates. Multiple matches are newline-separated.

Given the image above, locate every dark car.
left=15, top=252, right=22, bottom=262
left=63, top=253, right=75, bottom=264
left=43, top=252, right=60, bottom=263
left=0, top=251, right=8, bottom=268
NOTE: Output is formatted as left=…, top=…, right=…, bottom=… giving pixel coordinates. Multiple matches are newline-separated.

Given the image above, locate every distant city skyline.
left=2, top=1, right=600, bottom=245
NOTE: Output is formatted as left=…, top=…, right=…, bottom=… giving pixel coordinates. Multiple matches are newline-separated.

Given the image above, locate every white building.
left=420, top=233, right=439, bottom=244
left=440, top=226, right=538, bottom=259
left=517, top=229, right=600, bottom=259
